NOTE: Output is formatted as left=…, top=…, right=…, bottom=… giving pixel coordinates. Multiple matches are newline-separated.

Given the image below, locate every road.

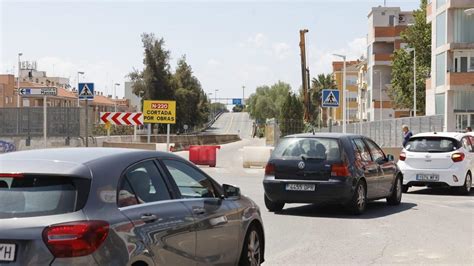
left=180, top=116, right=474, bottom=265
left=205, top=112, right=254, bottom=138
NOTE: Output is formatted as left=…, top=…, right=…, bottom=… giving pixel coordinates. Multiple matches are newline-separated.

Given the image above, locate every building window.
left=436, top=0, right=446, bottom=9
left=454, top=9, right=474, bottom=43
left=436, top=52, right=446, bottom=87
left=453, top=51, right=474, bottom=72
left=454, top=91, right=474, bottom=111
left=435, top=93, right=445, bottom=115
left=436, top=11, right=446, bottom=48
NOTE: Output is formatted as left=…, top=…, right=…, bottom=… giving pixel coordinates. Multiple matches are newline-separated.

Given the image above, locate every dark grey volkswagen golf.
left=263, top=133, right=403, bottom=214
left=0, top=148, right=264, bottom=266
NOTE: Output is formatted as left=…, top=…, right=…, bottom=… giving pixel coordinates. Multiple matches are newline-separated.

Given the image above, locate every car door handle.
left=140, top=213, right=158, bottom=223
left=192, top=207, right=206, bottom=215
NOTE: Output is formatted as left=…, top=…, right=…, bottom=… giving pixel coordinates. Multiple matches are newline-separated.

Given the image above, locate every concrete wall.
left=0, top=134, right=240, bottom=152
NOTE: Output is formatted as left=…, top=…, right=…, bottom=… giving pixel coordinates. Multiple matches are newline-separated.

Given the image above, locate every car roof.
left=411, top=132, right=467, bottom=140
left=284, top=132, right=362, bottom=139
left=0, top=148, right=182, bottom=176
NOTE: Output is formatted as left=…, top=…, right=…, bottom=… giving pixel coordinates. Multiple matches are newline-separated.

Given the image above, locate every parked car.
left=263, top=133, right=403, bottom=215
left=397, top=132, right=473, bottom=194
left=0, top=148, right=264, bottom=266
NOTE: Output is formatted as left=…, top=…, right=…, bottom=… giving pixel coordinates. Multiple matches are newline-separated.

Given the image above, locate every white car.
left=397, top=132, right=473, bottom=194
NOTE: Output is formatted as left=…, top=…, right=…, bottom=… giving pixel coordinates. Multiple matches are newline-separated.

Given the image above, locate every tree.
left=280, top=92, right=304, bottom=136
left=247, top=81, right=291, bottom=123
left=173, top=56, right=209, bottom=131
left=210, top=102, right=229, bottom=113
left=128, top=33, right=175, bottom=101
left=311, top=74, right=337, bottom=127
left=232, top=104, right=244, bottom=112
left=390, top=0, right=431, bottom=115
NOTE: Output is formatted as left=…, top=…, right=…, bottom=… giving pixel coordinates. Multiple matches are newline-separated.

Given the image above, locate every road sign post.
left=79, top=83, right=94, bottom=147
left=143, top=100, right=176, bottom=152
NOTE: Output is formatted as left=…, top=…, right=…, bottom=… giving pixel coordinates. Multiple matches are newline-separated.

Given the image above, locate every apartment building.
left=366, top=6, right=414, bottom=121
left=425, top=0, right=474, bottom=131
left=331, top=61, right=359, bottom=123
left=356, top=59, right=369, bottom=121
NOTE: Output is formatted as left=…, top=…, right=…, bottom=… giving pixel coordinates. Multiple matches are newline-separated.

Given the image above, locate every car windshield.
left=273, top=137, right=341, bottom=161
left=405, top=137, right=460, bottom=153
left=0, top=175, right=78, bottom=219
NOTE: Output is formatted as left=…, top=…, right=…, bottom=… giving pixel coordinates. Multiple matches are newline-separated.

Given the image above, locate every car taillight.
left=42, top=220, right=109, bottom=258
left=331, top=163, right=350, bottom=177
left=265, top=163, right=275, bottom=175
left=451, top=152, right=465, bottom=162
left=399, top=153, right=406, bottom=161
left=0, top=173, right=24, bottom=178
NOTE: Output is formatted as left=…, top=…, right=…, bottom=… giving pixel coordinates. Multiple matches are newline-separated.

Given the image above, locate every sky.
left=0, top=0, right=420, bottom=100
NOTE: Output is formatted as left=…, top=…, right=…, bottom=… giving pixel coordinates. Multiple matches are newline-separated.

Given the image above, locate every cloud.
left=271, top=42, right=292, bottom=60
left=241, top=33, right=267, bottom=49
left=307, top=36, right=366, bottom=76
left=207, top=59, right=221, bottom=67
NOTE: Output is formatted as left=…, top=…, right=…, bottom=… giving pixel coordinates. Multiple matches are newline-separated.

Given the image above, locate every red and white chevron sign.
left=100, top=112, right=143, bottom=126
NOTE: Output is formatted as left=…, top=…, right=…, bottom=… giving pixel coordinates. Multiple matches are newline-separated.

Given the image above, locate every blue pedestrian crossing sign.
left=322, top=89, right=339, bottom=107
left=78, top=83, right=94, bottom=100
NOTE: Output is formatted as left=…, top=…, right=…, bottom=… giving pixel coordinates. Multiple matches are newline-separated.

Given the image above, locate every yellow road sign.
left=143, top=100, right=176, bottom=124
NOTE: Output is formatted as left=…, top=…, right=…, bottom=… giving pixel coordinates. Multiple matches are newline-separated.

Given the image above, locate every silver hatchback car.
left=0, top=148, right=264, bottom=266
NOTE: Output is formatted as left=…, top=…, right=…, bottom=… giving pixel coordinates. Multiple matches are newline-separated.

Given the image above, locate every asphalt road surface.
left=204, top=112, right=254, bottom=138
left=176, top=138, right=474, bottom=265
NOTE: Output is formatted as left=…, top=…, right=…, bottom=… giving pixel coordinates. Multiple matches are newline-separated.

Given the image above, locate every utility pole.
left=306, top=68, right=311, bottom=121
left=299, top=29, right=310, bottom=122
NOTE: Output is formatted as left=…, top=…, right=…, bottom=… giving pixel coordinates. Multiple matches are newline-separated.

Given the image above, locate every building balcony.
left=447, top=72, right=474, bottom=86
left=374, top=26, right=407, bottom=38
left=374, top=53, right=393, bottom=61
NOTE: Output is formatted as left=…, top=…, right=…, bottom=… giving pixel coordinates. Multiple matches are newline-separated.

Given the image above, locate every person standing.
left=402, top=125, right=413, bottom=147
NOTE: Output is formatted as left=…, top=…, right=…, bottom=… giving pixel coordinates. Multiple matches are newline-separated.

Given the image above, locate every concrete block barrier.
left=242, top=146, right=274, bottom=168
left=103, top=142, right=174, bottom=152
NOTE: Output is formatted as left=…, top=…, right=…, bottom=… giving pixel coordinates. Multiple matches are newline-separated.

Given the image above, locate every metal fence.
left=0, top=107, right=80, bottom=137
left=319, top=115, right=444, bottom=147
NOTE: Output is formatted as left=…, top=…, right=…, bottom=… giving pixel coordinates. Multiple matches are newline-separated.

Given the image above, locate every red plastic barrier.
left=189, top=145, right=221, bottom=167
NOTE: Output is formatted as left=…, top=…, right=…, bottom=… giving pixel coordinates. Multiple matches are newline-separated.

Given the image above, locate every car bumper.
left=398, top=163, right=468, bottom=187
left=263, top=176, right=354, bottom=204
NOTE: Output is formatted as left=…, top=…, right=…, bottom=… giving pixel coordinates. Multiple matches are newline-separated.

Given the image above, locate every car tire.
left=264, top=194, right=284, bottom=212
left=457, top=172, right=472, bottom=195
left=387, top=176, right=402, bottom=205
left=402, top=185, right=409, bottom=193
left=347, top=180, right=367, bottom=215
left=239, top=225, right=263, bottom=266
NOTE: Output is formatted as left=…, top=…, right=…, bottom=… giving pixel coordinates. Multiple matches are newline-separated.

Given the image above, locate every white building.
left=366, top=6, right=414, bottom=121
left=124, top=81, right=141, bottom=112
left=425, top=0, right=474, bottom=131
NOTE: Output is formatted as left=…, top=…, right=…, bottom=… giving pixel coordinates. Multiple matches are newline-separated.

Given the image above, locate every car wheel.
left=239, top=226, right=263, bottom=266
left=387, top=176, right=402, bottom=205
left=348, top=181, right=366, bottom=215
left=264, top=194, right=284, bottom=212
left=402, top=185, right=409, bottom=193
left=457, top=172, right=472, bottom=195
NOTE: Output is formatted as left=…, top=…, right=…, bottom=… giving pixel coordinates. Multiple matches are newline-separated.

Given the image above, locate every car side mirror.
left=386, top=154, right=395, bottom=162
left=223, top=184, right=241, bottom=199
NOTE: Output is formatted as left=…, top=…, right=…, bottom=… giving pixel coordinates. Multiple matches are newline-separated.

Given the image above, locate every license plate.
left=416, top=174, right=439, bottom=181
left=285, top=184, right=316, bottom=191
left=0, top=243, right=15, bottom=262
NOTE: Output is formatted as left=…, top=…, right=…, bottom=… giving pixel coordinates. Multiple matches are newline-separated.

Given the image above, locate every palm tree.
left=311, top=74, right=337, bottom=127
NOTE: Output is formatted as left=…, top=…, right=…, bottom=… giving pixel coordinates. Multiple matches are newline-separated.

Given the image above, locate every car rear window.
left=273, top=137, right=341, bottom=160
left=0, top=175, right=81, bottom=219
left=405, top=137, right=461, bottom=153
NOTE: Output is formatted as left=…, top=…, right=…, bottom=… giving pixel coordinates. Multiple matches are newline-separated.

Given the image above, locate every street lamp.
left=242, top=85, right=245, bottom=106
left=333, top=53, right=347, bottom=133
left=406, top=48, right=416, bottom=117
left=17, top=53, right=22, bottom=108
left=77, top=71, right=84, bottom=107
left=214, top=89, right=219, bottom=117
left=114, top=83, right=120, bottom=112
left=138, top=90, right=144, bottom=112
left=374, top=70, right=383, bottom=121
